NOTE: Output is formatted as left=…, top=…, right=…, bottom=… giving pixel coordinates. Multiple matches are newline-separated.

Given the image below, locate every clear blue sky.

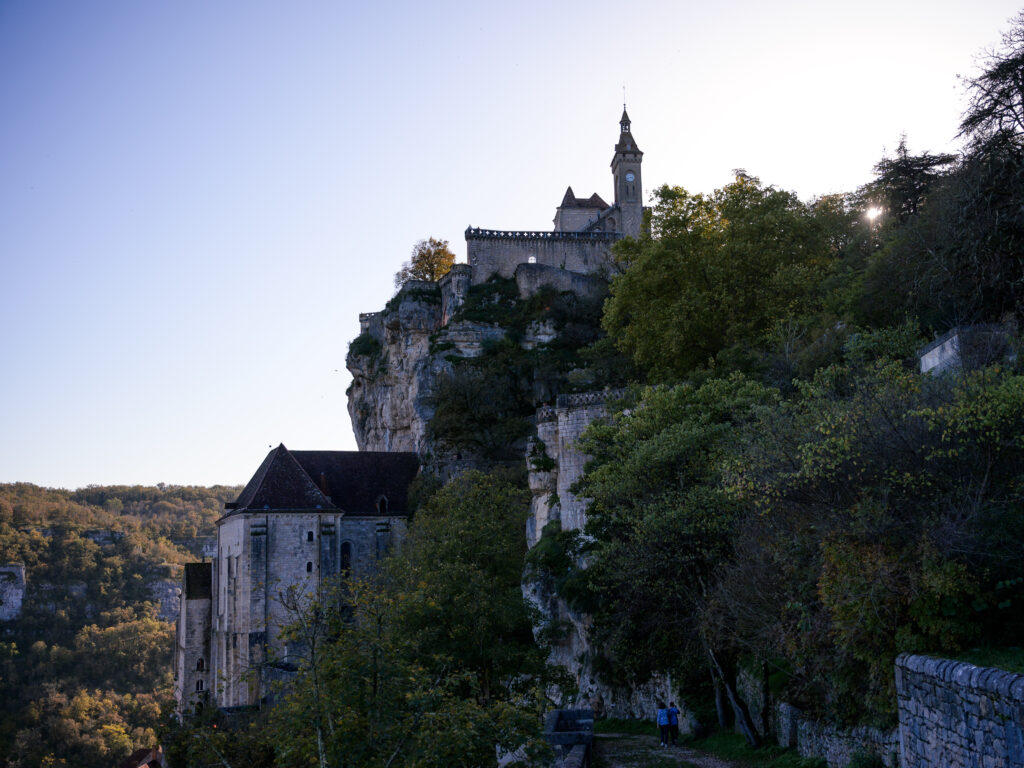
left=1, top=0, right=1020, bottom=488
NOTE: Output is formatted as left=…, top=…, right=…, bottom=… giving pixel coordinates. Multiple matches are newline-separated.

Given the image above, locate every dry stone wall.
left=896, top=654, right=1024, bottom=768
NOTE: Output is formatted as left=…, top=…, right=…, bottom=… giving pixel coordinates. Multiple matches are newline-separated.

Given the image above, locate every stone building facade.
left=466, top=109, right=644, bottom=285
left=174, top=444, right=419, bottom=714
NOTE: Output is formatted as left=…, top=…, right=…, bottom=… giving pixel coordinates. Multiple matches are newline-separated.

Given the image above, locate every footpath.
left=593, top=732, right=743, bottom=768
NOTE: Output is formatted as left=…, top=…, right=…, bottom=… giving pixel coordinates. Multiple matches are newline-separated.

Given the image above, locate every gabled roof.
left=232, top=444, right=334, bottom=512
left=226, top=444, right=420, bottom=518
left=558, top=186, right=609, bottom=210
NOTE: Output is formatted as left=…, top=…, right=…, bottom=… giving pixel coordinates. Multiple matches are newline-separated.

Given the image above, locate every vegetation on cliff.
left=553, top=14, right=1024, bottom=731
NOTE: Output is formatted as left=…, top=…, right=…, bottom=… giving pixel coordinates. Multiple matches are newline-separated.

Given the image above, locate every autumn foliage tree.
left=393, top=237, right=456, bottom=290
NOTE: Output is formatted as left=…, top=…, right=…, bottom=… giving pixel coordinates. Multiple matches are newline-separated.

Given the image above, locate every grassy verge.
left=683, top=731, right=825, bottom=768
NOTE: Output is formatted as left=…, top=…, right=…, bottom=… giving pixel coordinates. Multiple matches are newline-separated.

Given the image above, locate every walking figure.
left=656, top=701, right=670, bottom=747
left=667, top=701, right=681, bottom=745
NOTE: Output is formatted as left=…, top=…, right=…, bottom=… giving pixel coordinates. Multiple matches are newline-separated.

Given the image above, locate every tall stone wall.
left=466, top=229, right=617, bottom=284
left=896, top=654, right=1024, bottom=768
left=527, top=389, right=685, bottom=720
left=514, top=263, right=608, bottom=304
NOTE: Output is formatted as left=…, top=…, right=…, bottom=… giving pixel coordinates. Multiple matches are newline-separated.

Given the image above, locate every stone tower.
left=611, top=108, right=643, bottom=237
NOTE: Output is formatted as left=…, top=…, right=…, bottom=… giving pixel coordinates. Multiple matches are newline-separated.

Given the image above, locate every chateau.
left=174, top=109, right=645, bottom=715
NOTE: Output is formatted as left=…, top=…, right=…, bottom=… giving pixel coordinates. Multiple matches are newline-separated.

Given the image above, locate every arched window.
left=196, top=658, right=204, bottom=671
left=196, top=679, right=204, bottom=692
left=306, top=561, right=313, bottom=573
left=528, top=255, right=536, bottom=264
left=378, top=496, right=389, bottom=515
left=307, top=531, right=314, bottom=542
left=340, top=542, right=352, bottom=574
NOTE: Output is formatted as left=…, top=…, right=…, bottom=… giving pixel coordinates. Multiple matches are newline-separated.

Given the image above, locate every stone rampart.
left=514, top=263, right=608, bottom=303
left=467, top=228, right=617, bottom=284
left=896, top=653, right=1024, bottom=768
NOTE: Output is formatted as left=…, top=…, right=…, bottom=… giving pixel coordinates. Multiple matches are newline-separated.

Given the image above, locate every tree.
left=959, top=11, right=1024, bottom=152
left=603, top=179, right=848, bottom=382
left=860, top=136, right=954, bottom=224
left=572, top=376, right=777, bottom=741
left=393, top=237, right=456, bottom=289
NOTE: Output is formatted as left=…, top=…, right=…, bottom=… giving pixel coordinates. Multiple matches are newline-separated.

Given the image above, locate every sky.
left=1, top=0, right=1020, bottom=489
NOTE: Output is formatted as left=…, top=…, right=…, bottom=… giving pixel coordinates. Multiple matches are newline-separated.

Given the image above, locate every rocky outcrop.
left=349, top=269, right=675, bottom=720
left=347, top=284, right=508, bottom=455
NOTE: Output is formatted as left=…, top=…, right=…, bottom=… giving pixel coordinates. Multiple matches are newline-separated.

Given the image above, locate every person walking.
left=667, top=701, right=681, bottom=745
left=656, top=701, right=670, bottom=747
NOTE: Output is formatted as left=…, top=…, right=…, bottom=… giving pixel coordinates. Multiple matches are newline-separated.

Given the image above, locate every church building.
left=174, top=444, right=419, bottom=713
left=464, top=109, right=645, bottom=283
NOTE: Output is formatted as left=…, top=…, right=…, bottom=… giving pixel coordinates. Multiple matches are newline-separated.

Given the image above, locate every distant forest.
left=0, top=483, right=236, bottom=768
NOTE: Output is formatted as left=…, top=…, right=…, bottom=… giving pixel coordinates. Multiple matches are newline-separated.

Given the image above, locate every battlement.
left=536, top=406, right=558, bottom=423
left=358, top=311, right=381, bottom=334
left=466, top=227, right=620, bottom=242
left=555, top=389, right=628, bottom=409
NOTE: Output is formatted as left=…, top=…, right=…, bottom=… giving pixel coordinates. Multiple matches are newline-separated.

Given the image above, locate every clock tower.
left=611, top=108, right=643, bottom=237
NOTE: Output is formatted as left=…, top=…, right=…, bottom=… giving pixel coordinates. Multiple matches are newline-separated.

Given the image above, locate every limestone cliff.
left=346, top=266, right=680, bottom=719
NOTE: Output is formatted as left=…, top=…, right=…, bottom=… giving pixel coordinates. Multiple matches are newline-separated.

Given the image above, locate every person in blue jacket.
left=656, top=701, right=670, bottom=747
left=667, top=701, right=681, bottom=745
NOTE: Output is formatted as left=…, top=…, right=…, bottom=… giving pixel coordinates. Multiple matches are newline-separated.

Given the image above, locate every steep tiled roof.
left=231, top=444, right=334, bottom=512
left=226, top=444, right=420, bottom=517
left=558, top=186, right=609, bottom=210
left=291, top=450, right=420, bottom=515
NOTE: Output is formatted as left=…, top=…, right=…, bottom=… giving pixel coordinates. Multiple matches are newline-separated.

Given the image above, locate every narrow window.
left=306, top=561, right=313, bottom=573
left=307, top=531, right=314, bottom=542
left=340, top=542, right=352, bottom=574
left=196, top=658, right=204, bottom=671
left=378, top=496, right=389, bottom=515
left=196, top=679, right=204, bottom=692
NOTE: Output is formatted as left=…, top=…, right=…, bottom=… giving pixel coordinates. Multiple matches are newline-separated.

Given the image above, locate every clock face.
left=625, top=172, right=635, bottom=182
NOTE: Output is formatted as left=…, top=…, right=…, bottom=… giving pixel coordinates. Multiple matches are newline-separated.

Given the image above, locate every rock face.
left=0, top=564, right=26, bottom=621
left=347, top=283, right=509, bottom=456
left=348, top=267, right=677, bottom=720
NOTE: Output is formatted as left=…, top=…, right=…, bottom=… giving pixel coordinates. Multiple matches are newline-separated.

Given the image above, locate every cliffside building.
left=464, top=109, right=645, bottom=284
left=174, top=444, right=419, bottom=714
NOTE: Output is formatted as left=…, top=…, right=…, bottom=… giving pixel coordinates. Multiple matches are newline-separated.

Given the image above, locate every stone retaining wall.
left=896, top=654, right=1024, bottom=768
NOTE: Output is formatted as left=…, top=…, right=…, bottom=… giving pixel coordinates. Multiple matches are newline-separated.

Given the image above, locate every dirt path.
left=593, top=733, right=744, bottom=768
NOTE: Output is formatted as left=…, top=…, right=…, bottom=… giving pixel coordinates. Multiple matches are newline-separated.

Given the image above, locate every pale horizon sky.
left=1, top=1, right=1020, bottom=489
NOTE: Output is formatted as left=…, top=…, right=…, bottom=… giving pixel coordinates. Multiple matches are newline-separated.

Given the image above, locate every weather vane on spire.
left=623, top=84, right=627, bottom=110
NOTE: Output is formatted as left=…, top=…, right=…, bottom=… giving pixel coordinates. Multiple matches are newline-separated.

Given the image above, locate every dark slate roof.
left=226, top=444, right=420, bottom=517
left=184, top=563, right=211, bottom=599
left=558, top=186, right=609, bottom=210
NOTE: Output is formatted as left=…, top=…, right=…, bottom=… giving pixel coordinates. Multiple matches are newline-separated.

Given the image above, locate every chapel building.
left=174, top=444, right=420, bottom=713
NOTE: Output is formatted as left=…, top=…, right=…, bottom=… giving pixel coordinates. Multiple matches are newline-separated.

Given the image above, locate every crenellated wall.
left=466, top=228, right=617, bottom=284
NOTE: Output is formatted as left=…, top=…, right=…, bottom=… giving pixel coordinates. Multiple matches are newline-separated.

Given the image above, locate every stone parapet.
left=896, top=653, right=1024, bottom=768
left=466, top=228, right=619, bottom=242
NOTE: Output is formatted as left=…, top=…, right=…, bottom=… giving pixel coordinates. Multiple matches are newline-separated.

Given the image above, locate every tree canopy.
left=393, top=237, right=456, bottom=289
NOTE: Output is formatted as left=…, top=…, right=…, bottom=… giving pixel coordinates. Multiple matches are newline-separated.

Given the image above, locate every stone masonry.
left=896, top=653, right=1024, bottom=768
